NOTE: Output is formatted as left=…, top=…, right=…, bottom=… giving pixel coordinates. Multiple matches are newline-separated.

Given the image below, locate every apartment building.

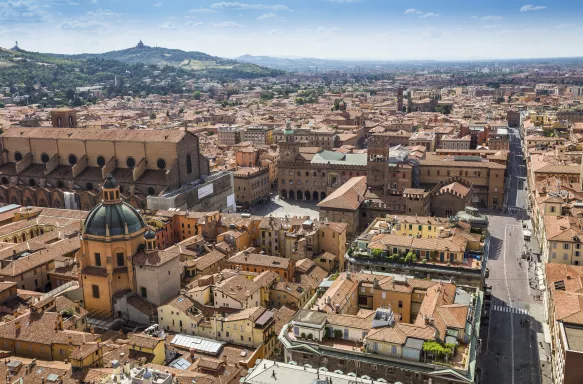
left=233, top=166, right=270, bottom=205
left=346, top=214, right=486, bottom=287
left=280, top=271, right=481, bottom=384
left=226, top=250, right=294, bottom=280
left=242, top=126, right=274, bottom=146
left=419, top=157, right=505, bottom=209
left=545, top=264, right=583, bottom=384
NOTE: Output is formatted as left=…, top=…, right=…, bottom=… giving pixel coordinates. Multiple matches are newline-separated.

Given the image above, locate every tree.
left=65, top=88, right=75, bottom=100
left=0, top=103, right=4, bottom=108
left=149, top=112, right=156, bottom=119
left=193, top=91, right=201, bottom=100
left=370, top=249, right=383, bottom=258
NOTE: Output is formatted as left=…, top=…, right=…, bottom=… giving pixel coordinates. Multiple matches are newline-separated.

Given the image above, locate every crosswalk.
left=492, top=305, right=529, bottom=315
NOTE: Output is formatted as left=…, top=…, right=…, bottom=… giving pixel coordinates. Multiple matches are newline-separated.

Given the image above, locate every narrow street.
left=477, top=126, right=552, bottom=384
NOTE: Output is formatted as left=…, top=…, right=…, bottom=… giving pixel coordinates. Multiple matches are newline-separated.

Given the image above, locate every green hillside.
left=52, top=46, right=283, bottom=78
left=0, top=46, right=284, bottom=107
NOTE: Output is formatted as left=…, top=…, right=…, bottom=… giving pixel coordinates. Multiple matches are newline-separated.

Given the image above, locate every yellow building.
left=127, top=333, right=166, bottom=365
left=0, top=311, right=100, bottom=365
left=78, top=174, right=147, bottom=316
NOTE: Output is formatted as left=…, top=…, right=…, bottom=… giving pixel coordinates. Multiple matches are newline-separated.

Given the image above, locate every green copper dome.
left=84, top=202, right=146, bottom=237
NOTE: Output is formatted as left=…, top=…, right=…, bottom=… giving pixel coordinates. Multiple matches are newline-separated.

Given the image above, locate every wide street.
left=477, top=126, right=552, bottom=384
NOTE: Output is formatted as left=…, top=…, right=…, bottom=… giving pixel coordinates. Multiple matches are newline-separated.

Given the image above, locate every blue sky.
left=0, top=0, right=582, bottom=60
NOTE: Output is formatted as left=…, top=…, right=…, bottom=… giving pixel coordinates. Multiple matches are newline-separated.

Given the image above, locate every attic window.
left=554, top=280, right=566, bottom=291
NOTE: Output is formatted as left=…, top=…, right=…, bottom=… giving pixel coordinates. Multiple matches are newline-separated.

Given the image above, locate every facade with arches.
left=0, top=126, right=210, bottom=211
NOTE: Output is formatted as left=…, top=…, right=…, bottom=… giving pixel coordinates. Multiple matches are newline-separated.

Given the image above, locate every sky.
left=0, top=0, right=582, bottom=60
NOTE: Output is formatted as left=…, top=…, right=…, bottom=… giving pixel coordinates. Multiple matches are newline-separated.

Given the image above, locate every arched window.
left=57, top=117, right=62, bottom=127
left=186, top=155, right=192, bottom=174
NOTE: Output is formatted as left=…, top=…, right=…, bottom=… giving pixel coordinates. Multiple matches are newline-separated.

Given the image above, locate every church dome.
left=84, top=202, right=146, bottom=237
left=144, top=227, right=156, bottom=240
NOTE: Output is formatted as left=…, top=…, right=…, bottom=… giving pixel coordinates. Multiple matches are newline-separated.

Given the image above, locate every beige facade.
left=419, top=159, right=505, bottom=209
left=234, top=166, right=270, bottom=205
left=0, top=127, right=209, bottom=210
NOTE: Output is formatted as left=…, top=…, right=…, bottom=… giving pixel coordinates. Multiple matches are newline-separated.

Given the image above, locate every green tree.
left=0, top=103, right=4, bottom=108
left=149, top=112, right=156, bottom=119
left=193, top=91, right=201, bottom=100
left=370, top=249, right=383, bottom=258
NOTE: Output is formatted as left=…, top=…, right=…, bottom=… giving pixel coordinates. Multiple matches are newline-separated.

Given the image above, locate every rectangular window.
left=381, top=292, right=386, bottom=299
left=141, top=286, right=147, bottom=298
left=398, top=301, right=403, bottom=308
left=564, top=243, right=570, bottom=250
left=95, top=253, right=101, bottom=266
left=117, top=253, right=125, bottom=266
left=91, top=284, right=100, bottom=299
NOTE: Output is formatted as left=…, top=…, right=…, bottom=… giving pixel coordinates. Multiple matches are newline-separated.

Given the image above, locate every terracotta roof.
left=227, top=251, right=290, bottom=269
left=127, top=333, right=163, bottom=350
left=317, top=176, right=367, bottom=211
left=2, top=127, right=187, bottom=143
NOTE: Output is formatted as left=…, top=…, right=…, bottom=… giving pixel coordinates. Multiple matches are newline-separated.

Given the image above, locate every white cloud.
left=316, top=26, right=342, bottom=33
left=210, top=21, right=244, bottom=27
left=268, top=29, right=280, bottom=35
left=85, top=9, right=120, bottom=17
left=470, top=16, right=478, bottom=19
left=483, top=24, right=503, bottom=29
left=159, top=22, right=176, bottom=29
left=153, top=2, right=163, bottom=7
left=480, top=15, right=502, bottom=21
left=60, top=19, right=111, bottom=30
left=257, top=13, right=284, bottom=20
left=329, top=0, right=361, bottom=3
left=520, top=5, right=546, bottom=12
left=188, top=7, right=217, bottom=13
left=556, top=23, right=576, bottom=29
left=405, top=9, right=439, bottom=18
left=186, top=21, right=204, bottom=27
left=0, top=1, right=49, bottom=23
left=211, top=2, right=291, bottom=11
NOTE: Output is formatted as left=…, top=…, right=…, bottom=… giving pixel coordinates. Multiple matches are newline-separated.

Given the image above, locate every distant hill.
left=52, top=45, right=283, bottom=78
left=235, top=54, right=401, bottom=72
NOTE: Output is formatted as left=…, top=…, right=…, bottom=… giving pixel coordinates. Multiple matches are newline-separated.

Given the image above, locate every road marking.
left=492, top=305, right=529, bottom=315
left=503, top=223, right=515, bottom=384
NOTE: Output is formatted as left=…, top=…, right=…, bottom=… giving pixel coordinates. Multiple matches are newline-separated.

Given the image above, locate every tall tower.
left=397, top=87, right=404, bottom=112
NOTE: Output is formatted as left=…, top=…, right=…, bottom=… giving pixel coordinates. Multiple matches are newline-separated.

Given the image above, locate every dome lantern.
left=83, top=175, right=146, bottom=237
left=102, top=174, right=121, bottom=204
left=144, top=227, right=157, bottom=252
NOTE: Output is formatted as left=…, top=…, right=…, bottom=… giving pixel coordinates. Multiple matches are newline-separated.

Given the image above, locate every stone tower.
left=51, top=108, right=77, bottom=128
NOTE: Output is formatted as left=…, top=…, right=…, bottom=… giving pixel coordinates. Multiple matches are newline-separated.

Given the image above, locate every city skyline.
left=0, top=0, right=582, bottom=60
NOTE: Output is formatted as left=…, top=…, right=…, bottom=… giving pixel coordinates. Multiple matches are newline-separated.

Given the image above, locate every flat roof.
left=170, top=334, right=225, bottom=356
left=293, top=309, right=327, bottom=326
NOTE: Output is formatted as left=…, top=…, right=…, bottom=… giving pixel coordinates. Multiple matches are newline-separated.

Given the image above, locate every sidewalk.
left=528, top=303, right=553, bottom=384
